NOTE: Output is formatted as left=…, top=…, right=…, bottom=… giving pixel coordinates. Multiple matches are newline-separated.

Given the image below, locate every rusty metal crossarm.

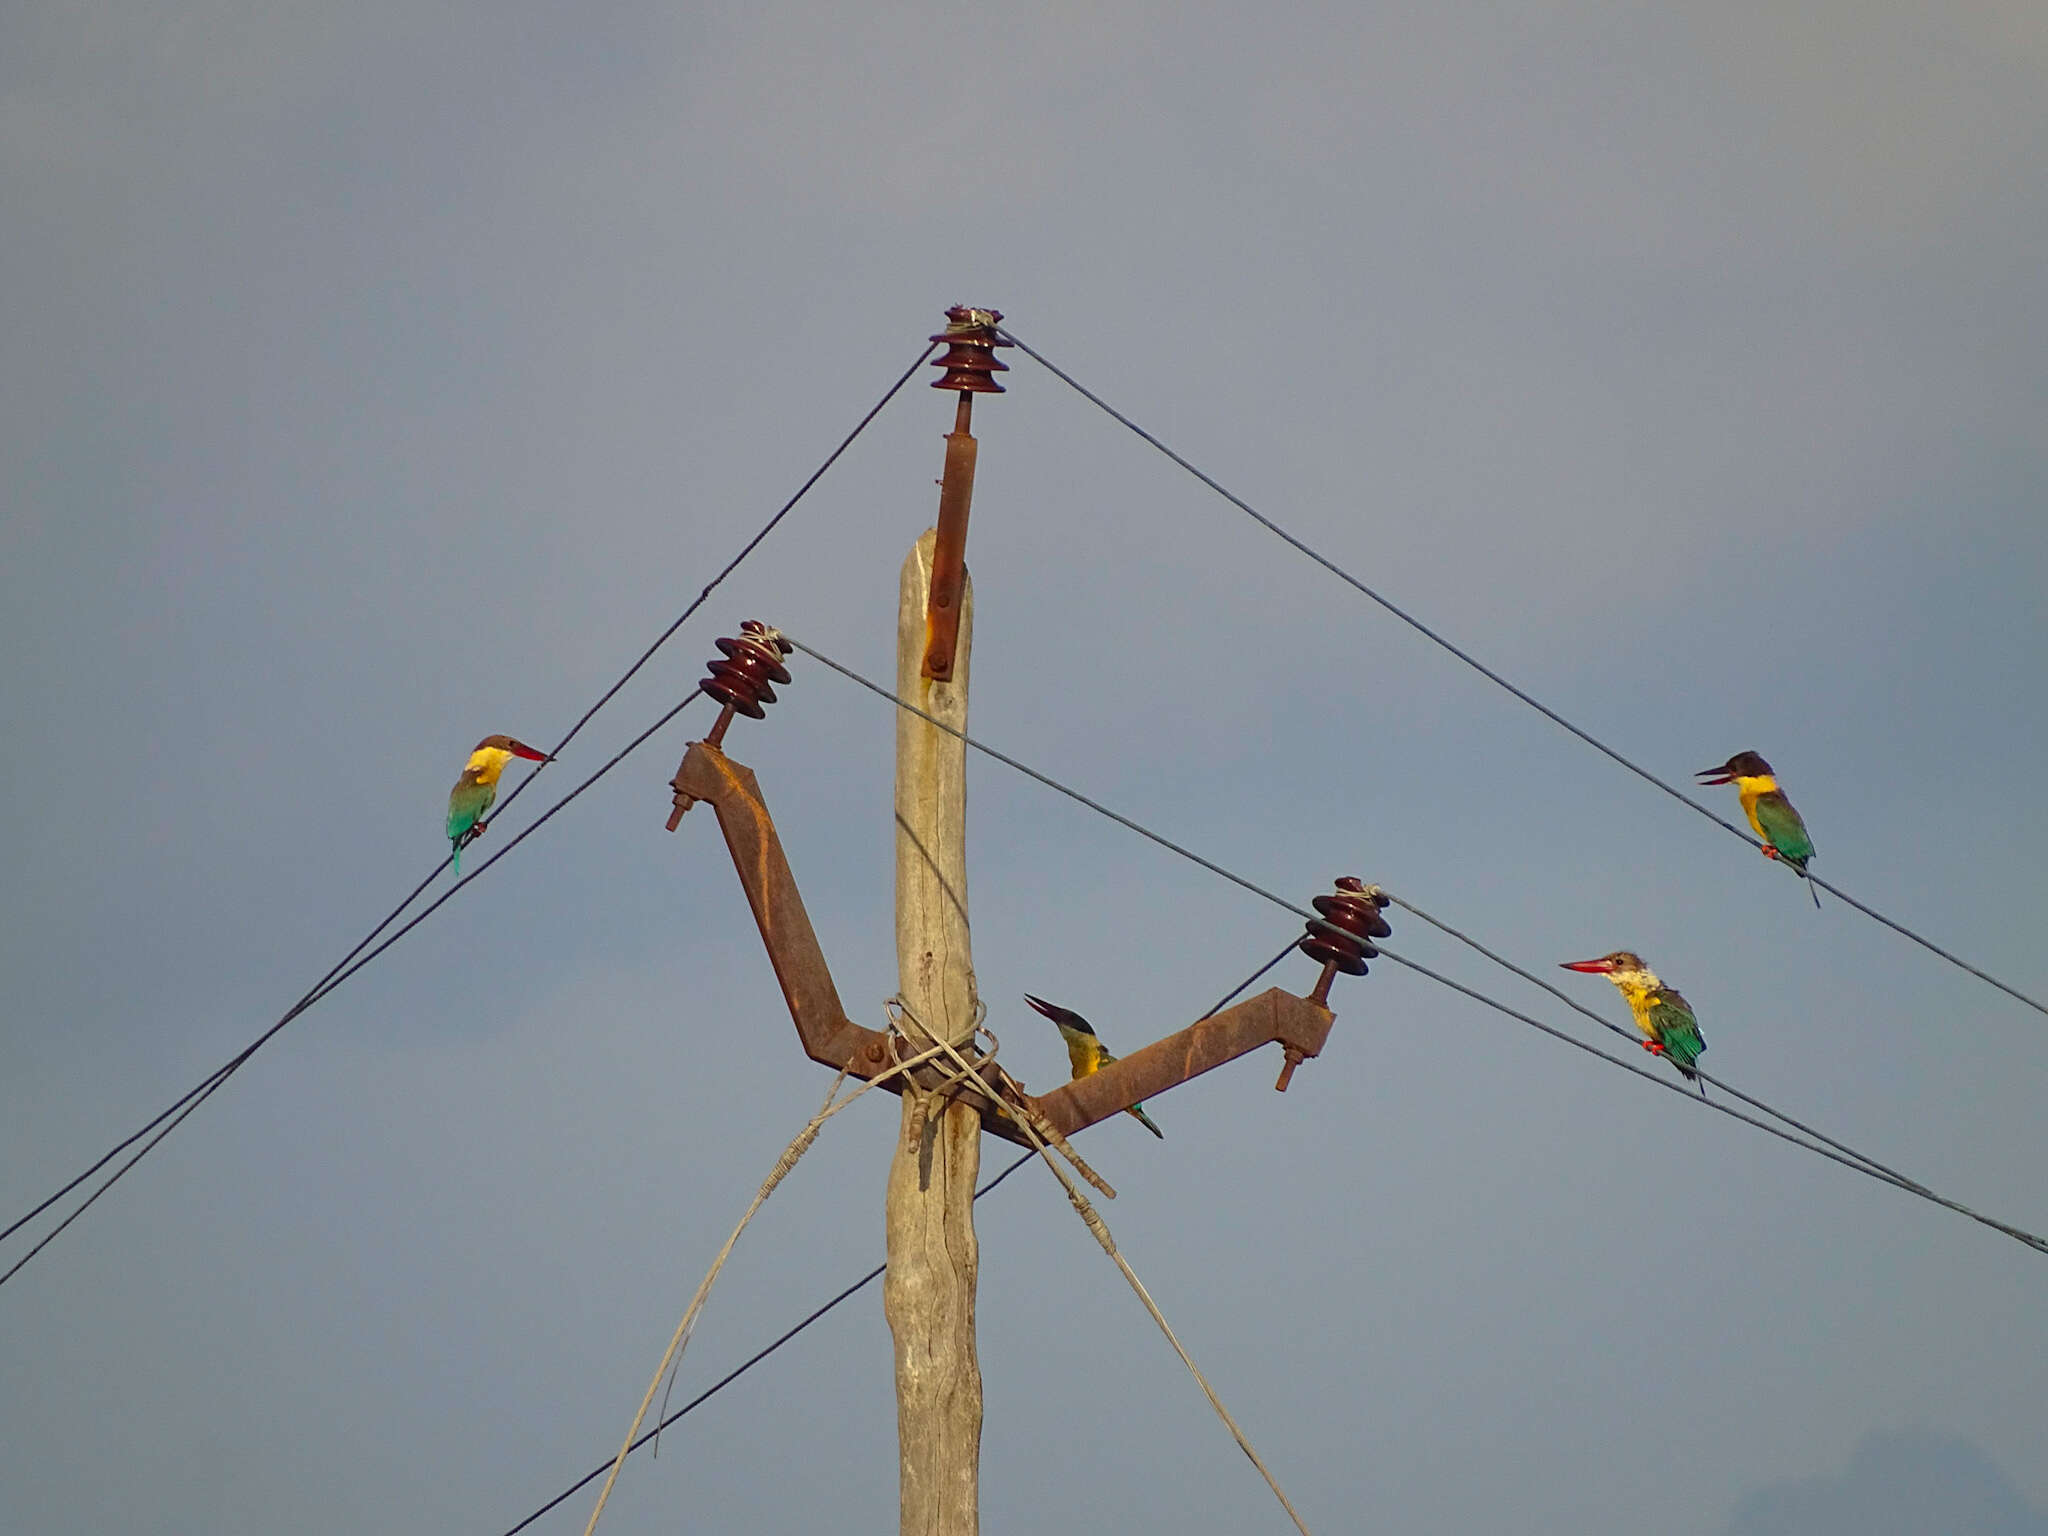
left=671, top=739, right=1037, bottom=1146
left=1021, top=988, right=1336, bottom=1139
left=672, top=738, right=1342, bottom=1148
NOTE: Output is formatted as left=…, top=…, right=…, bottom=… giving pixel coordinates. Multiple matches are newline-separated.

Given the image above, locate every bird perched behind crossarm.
left=1024, top=995, right=1164, bottom=1137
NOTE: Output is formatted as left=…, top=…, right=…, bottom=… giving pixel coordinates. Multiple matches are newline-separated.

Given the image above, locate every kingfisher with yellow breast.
left=446, top=734, right=552, bottom=872
left=1697, top=750, right=1819, bottom=907
left=1560, top=951, right=1707, bottom=1094
left=1024, top=995, right=1164, bottom=1137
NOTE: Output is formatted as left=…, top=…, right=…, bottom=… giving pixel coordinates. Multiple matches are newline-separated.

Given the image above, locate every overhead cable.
left=0, top=689, right=705, bottom=1290
left=996, top=327, right=2047, bottom=1022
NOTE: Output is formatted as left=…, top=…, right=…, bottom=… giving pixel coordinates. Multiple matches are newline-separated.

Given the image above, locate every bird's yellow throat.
left=463, top=745, right=515, bottom=785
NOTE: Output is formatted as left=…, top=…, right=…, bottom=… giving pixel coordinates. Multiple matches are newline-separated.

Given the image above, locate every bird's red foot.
left=1760, top=846, right=1779, bottom=861
left=1640, top=1040, right=1665, bottom=1056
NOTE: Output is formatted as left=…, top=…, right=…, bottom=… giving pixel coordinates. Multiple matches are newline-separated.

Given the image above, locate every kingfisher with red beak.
left=1560, top=951, right=1707, bottom=1094
left=1697, top=750, right=1819, bottom=907
left=446, top=735, right=551, bottom=871
left=1024, top=995, right=1164, bottom=1138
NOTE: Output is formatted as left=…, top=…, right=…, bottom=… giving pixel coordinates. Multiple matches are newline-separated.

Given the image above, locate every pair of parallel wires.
left=0, top=342, right=939, bottom=1288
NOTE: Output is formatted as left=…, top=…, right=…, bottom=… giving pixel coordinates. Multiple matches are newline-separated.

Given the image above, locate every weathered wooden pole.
left=886, top=526, right=982, bottom=1535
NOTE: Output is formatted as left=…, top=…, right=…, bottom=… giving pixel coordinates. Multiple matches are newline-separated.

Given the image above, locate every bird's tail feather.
left=1129, top=1104, right=1165, bottom=1139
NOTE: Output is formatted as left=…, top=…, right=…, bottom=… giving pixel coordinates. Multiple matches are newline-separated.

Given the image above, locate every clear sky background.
left=5, top=3, right=2046, bottom=1532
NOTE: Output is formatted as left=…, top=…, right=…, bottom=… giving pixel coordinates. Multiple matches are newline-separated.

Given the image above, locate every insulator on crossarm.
left=1275, top=877, right=1391, bottom=1087
left=702, top=620, right=793, bottom=720
left=929, top=306, right=1012, bottom=393
left=1299, top=876, right=1392, bottom=977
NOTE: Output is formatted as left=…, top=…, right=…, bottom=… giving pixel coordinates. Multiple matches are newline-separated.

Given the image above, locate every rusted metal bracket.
left=671, top=739, right=1034, bottom=1146
left=674, top=737, right=1358, bottom=1147
left=922, top=306, right=1009, bottom=683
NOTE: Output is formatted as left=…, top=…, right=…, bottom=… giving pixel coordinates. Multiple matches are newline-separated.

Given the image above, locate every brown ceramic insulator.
left=928, top=305, right=1012, bottom=393
left=1297, top=878, right=1393, bottom=975
left=700, top=621, right=793, bottom=720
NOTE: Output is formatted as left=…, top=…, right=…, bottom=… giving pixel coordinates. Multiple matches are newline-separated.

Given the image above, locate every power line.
left=784, top=634, right=2048, bottom=1258
left=498, top=935, right=1294, bottom=1536
left=1371, top=947, right=2048, bottom=1255
left=498, top=1148, right=1034, bottom=1536
left=3, top=342, right=936, bottom=1283
left=996, top=327, right=2048, bottom=1023
left=0, top=688, right=706, bottom=1291
left=481, top=340, right=938, bottom=832
left=1380, top=893, right=1934, bottom=1189
left=1200, top=937, right=1302, bottom=1020
left=0, top=863, right=451, bottom=1251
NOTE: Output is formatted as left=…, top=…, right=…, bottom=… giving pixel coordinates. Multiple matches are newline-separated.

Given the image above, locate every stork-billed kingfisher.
left=1698, top=750, right=1819, bottom=907
left=446, top=734, right=551, bottom=871
left=1024, top=995, right=1164, bottom=1138
left=1561, top=950, right=1707, bottom=1093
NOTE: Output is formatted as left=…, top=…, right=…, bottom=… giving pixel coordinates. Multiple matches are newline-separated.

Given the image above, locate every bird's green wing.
left=1753, top=791, right=1814, bottom=866
left=1646, top=989, right=1705, bottom=1075
left=447, top=777, right=495, bottom=843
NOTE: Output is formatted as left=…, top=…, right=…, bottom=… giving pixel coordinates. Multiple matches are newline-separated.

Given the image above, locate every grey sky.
left=4, top=2, right=2045, bottom=1532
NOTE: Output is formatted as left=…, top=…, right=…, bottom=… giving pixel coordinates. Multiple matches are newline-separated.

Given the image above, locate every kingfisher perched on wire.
left=1697, top=750, right=1819, bottom=907
left=1024, top=995, right=1164, bottom=1138
left=446, top=735, right=552, bottom=872
left=1560, top=951, right=1707, bottom=1094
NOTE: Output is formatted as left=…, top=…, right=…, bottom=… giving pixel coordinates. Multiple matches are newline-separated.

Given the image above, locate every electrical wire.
left=0, top=690, right=705, bottom=1291
left=1379, top=893, right=1932, bottom=1189
left=497, top=1148, right=1035, bottom=1536
left=996, top=327, right=2048, bottom=1023
left=1371, top=948, right=2048, bottom=1255
left=785, top=634, right=2048, bottom=1257
left=3, top=340, right=936, bottom=1280
left=1200, top=938, right=1303, bottom=1021
left=482, top=340, right=938, bottom=832
left=0, top=860, right=447, bottom=1251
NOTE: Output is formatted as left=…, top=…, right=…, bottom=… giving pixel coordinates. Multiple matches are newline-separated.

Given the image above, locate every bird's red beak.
left=507, top=739, right=553, bottom=762
left=1559, top=958, right=1617, bottom=974
left=1695, top=764, right=1736, bottom=785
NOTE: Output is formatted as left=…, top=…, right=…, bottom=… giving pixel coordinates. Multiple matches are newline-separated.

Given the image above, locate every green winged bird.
left=1560, top=951, right=1708, bottom=1096
left=1698, top=750, right=1820, bottom=908
left=446, top=734, right=551, bottom=873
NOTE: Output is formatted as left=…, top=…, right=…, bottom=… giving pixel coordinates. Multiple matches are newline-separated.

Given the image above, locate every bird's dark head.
left=1697, top=750, right=1772, bottom=785
left=1023, top=994, right=1094, bottom=1035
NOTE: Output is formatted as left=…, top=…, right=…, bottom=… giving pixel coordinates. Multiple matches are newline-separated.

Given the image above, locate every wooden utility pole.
left=883, top=306, right=1005, bottom=1536
left=885, top=528, right=983, bottom=1535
